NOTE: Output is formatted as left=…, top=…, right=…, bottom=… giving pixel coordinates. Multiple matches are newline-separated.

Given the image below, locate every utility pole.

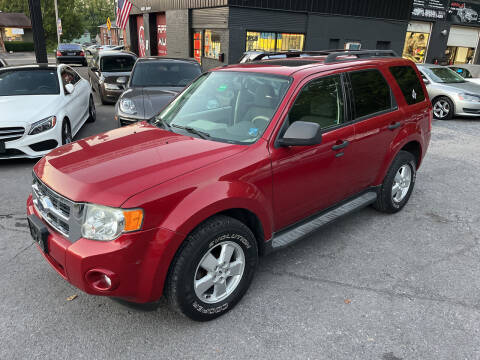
left=28, top=0, right=47, bottom=63
left=54, top=0, right=60, bottom=46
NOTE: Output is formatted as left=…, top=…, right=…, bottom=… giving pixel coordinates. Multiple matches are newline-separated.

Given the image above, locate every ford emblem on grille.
left=39, top=195, right=53, bottom=213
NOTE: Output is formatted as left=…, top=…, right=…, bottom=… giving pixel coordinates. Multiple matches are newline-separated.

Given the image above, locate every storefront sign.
left=411, top=0, right=448, bottom=20
left=137, top=15, right=146, bottom=57
left=448, top=1, right=480, bottom=25
left=193, top=32, right=202, bottom=64
left=10, top=28, right=24, bottom=35
left=156, top=13, right=167, bottom=56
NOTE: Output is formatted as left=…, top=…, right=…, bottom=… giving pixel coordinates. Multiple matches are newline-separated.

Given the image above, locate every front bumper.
left=454, top=99, right=480, bottom=117
left=27, top=195, right=182, bottom=303
left=101, top=86, right=124, bottom=103
left=0, top=124, right=60, bottom=159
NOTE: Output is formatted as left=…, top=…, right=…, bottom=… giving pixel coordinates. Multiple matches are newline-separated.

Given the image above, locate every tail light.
left=79, top=51, right=85, bottom=57
left=56, top=50, right=62, bottom=57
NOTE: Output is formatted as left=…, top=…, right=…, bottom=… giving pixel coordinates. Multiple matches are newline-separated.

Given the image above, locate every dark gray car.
left=115, top=57, right=202, bottom=126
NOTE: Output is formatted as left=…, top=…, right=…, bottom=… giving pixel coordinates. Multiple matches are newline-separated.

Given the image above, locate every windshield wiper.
left=171, top=124, right=211, bottom=139
left=151, top=116, right=171, bottom=130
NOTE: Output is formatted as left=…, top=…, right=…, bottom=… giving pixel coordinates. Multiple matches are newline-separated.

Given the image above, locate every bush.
left=4, top=41, right=35, bottom=52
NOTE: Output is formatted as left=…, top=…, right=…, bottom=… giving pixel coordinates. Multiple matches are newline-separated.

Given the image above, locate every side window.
left=66, top=67, right=81, bottom=84
left=61, top=69, right=76, bottom=88
left=288, top=74, right=344, bottom=130
left=350, top=69, right=392, bottom=118
left=389, top=66, right=426, bottom=105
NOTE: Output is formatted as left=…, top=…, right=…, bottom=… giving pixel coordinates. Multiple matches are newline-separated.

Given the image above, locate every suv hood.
left=0, top=95, right=59, bottom=124
left=34, top=122, right=246, bottom=207
left=120, top=86, right=181, bottom=119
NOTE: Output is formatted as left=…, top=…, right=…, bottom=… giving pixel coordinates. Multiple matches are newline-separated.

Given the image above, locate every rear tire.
left=432, top=96, right=454, bottom=120
left=373, top=150, right=416, bottom=214
left=165, top=215, right=258, bottom=321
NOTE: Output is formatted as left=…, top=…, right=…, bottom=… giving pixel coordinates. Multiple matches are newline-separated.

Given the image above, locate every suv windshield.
left=422, top=67, right=466, bottom=83
left=153, top=71, right=291, bottom=144
left=0, top=69, right=60, bottom=96
left=100, top=56, right=136, bottom=72
left=130, top=61, right=201, bottom=87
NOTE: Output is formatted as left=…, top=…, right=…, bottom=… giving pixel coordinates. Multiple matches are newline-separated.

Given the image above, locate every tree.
left=78, top=0, right=115, bottom=38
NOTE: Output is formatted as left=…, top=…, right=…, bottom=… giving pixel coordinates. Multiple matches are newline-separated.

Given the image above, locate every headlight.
left=119, top=98, right=137, bottom=114
left=28, top=116, right=56, bottom=135
left=104, top=83, right=121, bottom=90
left=81, top=204, right=143, bottom=241
left=458, top=93, right=480, bottom=102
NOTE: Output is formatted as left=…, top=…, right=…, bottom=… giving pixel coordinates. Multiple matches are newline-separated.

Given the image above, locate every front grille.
left=0, top=127, right=25, bottom=142
left=32, top=176, right=72, bottom=238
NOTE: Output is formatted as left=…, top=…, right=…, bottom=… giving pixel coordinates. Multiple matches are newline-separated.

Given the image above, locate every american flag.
left=116, top=0, right=133, bottom=30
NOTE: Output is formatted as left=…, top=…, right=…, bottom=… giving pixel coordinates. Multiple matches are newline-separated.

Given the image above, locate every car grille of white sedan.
left=0, top=127, right=25, bottom=142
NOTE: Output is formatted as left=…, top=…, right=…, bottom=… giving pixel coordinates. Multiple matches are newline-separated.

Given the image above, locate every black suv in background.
left=115, top=57, right=202, bottom=126
left=88, top=50, right=137, bottom=104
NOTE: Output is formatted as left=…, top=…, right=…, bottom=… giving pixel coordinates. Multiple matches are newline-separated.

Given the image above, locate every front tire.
left=433, top=96, right=454, bottom=120
left=87, top=96, right=96, bottom=123
left=165, top=215, right=258, bottom=321
left=373, top=150, right=416, bottom=213
left=61, top=119, right=72, bottom=145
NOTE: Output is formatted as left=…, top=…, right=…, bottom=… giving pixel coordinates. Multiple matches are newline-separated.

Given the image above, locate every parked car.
left=115, top=57, right=202, bottom=126
left=449, top=65, right=480, bottom=85
left=0, top=64, right=95, bottom=159
left=88, top=50, right=137, bottom=104
left=56, top=43, right=87, bottom=66
left=417, top=63, right=480, bottom=119
left=26, top=50, right=431, bottom=321
left=84, top=44, right=100, bottom=56
left=0, top=58, right=7, bottom=68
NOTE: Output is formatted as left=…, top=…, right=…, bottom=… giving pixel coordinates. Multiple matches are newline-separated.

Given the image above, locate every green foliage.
left=0, top=0, right=115, bottom=49
left=4, top=41, right=34, bottom=52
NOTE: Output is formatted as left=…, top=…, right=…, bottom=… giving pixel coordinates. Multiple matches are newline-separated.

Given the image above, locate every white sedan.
left=0, top=64, right=95, bottom=159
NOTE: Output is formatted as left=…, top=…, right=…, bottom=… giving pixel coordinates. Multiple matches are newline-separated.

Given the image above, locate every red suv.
left=27, top=50, right=431, bottom=321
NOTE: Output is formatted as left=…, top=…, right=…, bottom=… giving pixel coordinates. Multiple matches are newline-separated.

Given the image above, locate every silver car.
left=417, top=64, right=480, bottom=119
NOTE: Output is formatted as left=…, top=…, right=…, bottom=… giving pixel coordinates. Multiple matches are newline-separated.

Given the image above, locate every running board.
left=271, top=191, right=377, bottom=249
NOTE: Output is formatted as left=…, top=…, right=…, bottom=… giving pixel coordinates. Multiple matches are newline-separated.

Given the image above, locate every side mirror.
left=65, top=83, right=74, bottom=94
left=423, top=78, right=430, bottom=85
left=277, top=121, right=322, bottom=147
left=117, top=76, right=128, bottom=85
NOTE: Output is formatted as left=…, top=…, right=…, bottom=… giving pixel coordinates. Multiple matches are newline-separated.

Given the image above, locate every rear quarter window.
left=350, top=69, right=392, bottom=118
left=389, top=66, right=426, bottom=105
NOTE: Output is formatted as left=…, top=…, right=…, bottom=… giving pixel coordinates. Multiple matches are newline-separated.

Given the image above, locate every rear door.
left=348, top=68, right=404, bottom=191
left=270, top=73, right=357, bottom=230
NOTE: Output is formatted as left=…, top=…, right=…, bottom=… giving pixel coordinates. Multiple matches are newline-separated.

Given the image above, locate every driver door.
left=269, top=73, right=357, bottom=230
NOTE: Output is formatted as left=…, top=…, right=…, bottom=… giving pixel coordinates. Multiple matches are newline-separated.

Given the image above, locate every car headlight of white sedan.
left=119, top=98, right=137, bottom=114
left=81, top=204, right=144, bottom=241
left=28, top=116, right=57, bottom=135
left=458, top=93, right=480, bottom=102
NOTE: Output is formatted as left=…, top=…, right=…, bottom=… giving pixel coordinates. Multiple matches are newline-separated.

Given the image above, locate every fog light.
left=85, top=269, right=118, bottom=291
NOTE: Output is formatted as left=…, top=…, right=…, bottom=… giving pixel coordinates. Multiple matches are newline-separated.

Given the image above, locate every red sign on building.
left=137, top=15, right=146, bottom=57
left=156, top=13, right=167, bottom=56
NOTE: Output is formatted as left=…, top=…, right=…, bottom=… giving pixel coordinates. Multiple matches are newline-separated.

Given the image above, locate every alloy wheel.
left=391, top=164, right=412, bottom=203
left=194, top=241, right=245, bottom=304
left=433, top=99, right=450, bottom=119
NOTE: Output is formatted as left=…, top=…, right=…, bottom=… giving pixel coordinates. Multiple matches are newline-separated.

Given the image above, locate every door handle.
left=388, top=122, right=402, bottom=130
left=331, top=140, right=349, bottom=151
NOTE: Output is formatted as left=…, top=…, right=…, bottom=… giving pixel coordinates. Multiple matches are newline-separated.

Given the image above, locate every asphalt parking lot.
left=1, top=65, right=480, bottom=360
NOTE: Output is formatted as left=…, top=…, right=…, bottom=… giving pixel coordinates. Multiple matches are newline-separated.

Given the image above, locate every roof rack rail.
left=324, top=50, right=399, bottom=64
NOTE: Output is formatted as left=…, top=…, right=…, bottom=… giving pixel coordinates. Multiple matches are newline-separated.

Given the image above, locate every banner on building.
left=411, top=0, right=448, bottom=20
left=448, top=1, right=480, bottom=25
left=156, top=13, right=167, bottom=56
left=137, top=15, right=146, bottom=57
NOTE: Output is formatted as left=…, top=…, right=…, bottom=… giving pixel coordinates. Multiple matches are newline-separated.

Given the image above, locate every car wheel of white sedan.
left=62, top=120, right=72, bottom=145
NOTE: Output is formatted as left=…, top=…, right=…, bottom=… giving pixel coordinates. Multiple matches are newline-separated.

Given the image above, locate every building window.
left=246, top=31, right=305, bottom=52
left=204, top=30, right=221, bottom=59
left=403, top=32, right=429, bottom=63
left=193, top=31, right=202, bottom=64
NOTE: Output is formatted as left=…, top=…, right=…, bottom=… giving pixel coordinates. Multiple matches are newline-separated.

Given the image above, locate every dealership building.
left=126, top=0, right=412, bottom=69
left=125, top=0, right=480, bottom=68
